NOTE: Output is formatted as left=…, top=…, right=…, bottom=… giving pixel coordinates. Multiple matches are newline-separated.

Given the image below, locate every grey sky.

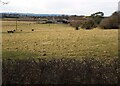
left=0, top=0, right=119, bottom=16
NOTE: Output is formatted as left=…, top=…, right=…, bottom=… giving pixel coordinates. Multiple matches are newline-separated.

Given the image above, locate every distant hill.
left=0, top=12, right=64, bottom=18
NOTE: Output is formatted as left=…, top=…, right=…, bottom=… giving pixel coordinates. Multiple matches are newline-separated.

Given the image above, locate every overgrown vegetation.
left=70, top=11, right=120, bottom=30
left=90, top=12, right=104, bottom=25
left=2, top=57, right=120, bottom=84
left=81, top=19, right=95, bottom=29
left=99, top=12, right=120, bottom=29
left=81, top=12, right=104, bottom=29
left=70, top=20, right=83, bottom=30
left=70, top=12, right=104, bottom=30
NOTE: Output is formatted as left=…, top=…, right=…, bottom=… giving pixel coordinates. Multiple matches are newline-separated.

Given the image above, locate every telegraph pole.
left=16, top=18, right=17, bottom=30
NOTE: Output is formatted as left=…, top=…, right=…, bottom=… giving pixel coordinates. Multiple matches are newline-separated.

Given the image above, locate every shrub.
left=70, top=20, right=82, bottom=28
left=90, top=12, right=104, bottom=25
left=99, top=12, right=120, bottom=29
left=2, top=57, right=120, bottom=84
left=81, top=19, right=95, bottom=29
left=70, top=20, right=83, bottom=30
left=80, top=12, right=104, bottom=29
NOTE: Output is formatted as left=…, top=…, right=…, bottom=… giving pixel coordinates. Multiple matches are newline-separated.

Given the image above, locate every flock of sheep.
left=7, top=29, right=34, bottom=33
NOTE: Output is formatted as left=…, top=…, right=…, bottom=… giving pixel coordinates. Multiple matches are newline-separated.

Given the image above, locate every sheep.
left=7, top=30, right=16, bottom=33
left=32, top=29, right=34, bottom=31
left=13, top=29, right=16, bottom=32
left=7, top=30, right=14, bottom=33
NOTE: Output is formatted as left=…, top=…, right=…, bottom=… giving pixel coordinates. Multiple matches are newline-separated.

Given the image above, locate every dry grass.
left=2, top=21, right=118, bottom=60
left=1, top=21, right=119, bottom=84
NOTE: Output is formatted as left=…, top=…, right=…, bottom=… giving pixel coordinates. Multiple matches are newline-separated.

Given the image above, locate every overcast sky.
left=0, top=0, right=119, bottom=16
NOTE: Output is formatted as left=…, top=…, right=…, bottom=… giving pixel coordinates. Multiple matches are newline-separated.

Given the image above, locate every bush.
left=2, top=57, right=120, bottom=84
left=70, top=19, right=96, bottom=30
left=81, top=19, right=95, bottom=29
left=70, top=20, right=82, bottom=28
left=90, top=12, right=104, bottom=25
left=99, top=12, right=120, bottom=29
left=69, top=12, right=104, bottom=30
left=70, top=20, right=84, bottom=30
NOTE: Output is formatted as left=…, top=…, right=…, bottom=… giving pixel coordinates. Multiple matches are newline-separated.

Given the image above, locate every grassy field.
left=2, top=21, right=118, bottom=61
left=2, top=21, right=120, bottom=84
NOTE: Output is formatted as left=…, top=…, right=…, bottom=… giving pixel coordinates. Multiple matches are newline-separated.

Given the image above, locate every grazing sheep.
left=13, top=30, right=16, bottom=32
left=7, top=30, right=16, bottom=33
left=7, top=30, right=14, bottom=33
left=32, top=29, right=34, bottom=31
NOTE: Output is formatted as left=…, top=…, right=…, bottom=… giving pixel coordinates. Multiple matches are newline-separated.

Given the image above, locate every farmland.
left=2, top=21, right=118, bottom=60
left=2, top=20, right=120, bottom=84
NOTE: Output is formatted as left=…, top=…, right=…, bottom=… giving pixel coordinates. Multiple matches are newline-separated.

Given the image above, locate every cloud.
left=0, top=0, right=119, bottom=16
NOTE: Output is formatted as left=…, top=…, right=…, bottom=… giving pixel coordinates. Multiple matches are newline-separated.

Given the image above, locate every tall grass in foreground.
left=2, top=57, right=120, bottom=84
